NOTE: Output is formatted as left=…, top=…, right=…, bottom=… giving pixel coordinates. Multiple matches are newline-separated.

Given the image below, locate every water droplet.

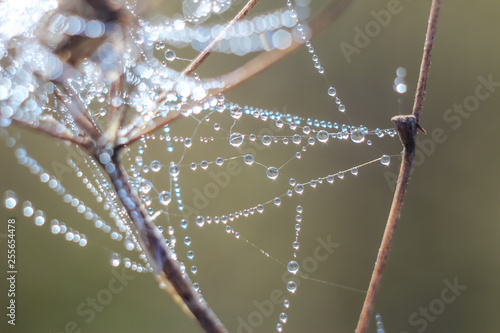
left=111, top=253, right=121, bottom=267
left=294, top=184, right=304, bottom=194
left=381, top=155, right=391, bottom=166
left=287, top=261, right=299, bottom=274
left=244, top=154, right=254, bottom=165
left=292, top=241, right=300, bottom=250
left=216, top=157, right=224, bottom=166
left=328, top=87, right=336, bottom=97
left=279, top=312, right=288, bottom=323
left=229, top=133, right=244, bottom=147
left=262, top=135, right=272, bottom=146
left=159, top=191, right=172, bottom=206
left=276, top=323, right=283, bottom=332
left=169, top=163, right=180, bottom=177
left=23, top=201, right=34, bottom=217
left=200, top=160, right=209, bottom=169
left=187, top=250, right=194, bottom=260
left=284, top=299, right=290, bottom=308
left=180, top=219, right=188, bottom=229
left=256, top=204, right=264, bottom=213
left=191, top=266, right=198, bottom=274
left=351, top=167, right=359, bottom=176
left=351, top=129, right=365, bottom=143
left=34, top=210, right=46, bottom=226
left=150, top=160, right=162, bottom=172
left=316, top=130, right=329, bottom=143
left=292, top=134, right=301, bottom=144
left=266, top=167, right=279, bottom=180
left=286, top=281, right=297, bottom=293
left=338, top=172, right=344, bottom=179
left=230, top=105, right=243, bottom=119
left=327, top=175, right=335, bottom=184
left=184, top=138, right=192, bottom=148
left=165, top=49, right=176, bottom=61
left=184, top=236, right=191, bottom=246
left=4, top=190, right=17, bottom=209
left=273, top=197, right=281, bottom=206
left=196, top=216, right=205, bottom=227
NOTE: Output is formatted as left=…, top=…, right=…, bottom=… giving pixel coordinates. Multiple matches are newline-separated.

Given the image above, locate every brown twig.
left=217, top=0, right=354, bottom=91
left=90, top=145, right=228, bottom=333
left=355, top=0, right=441, bottom=332
left=181, top=0, right=261, bottom=77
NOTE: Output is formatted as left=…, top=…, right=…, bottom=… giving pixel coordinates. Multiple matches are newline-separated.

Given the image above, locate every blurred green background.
left=2, top=0, right=500, bottom=332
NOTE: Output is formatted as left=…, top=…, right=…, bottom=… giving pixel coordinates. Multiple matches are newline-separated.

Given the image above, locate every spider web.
left=0, top=0, right=407, bottom=332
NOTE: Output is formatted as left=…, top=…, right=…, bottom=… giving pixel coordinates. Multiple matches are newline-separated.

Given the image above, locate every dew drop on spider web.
left=180, top=219, right=188, bottom=229
left=230, top=105, right=243, bottom=119
left=294, top=184, right=304, bottom=194
left=273, top=197, right=281, bottom=206
left=244, top=154, right=254, bottom=165
left=262, top=135, right=272, bottom=146
left=351, top=129, right=365, bottom=143
left=351, top=167, right=358, bottom=176
left=150, top=160, right=162, bottom=172
left=196, top=216, right=205, bottom=227
left=381, top=155, right=391, bottom=166
left=184, top=236, right=191, bottom=246
left=4, top=190, right=17, bottom=209
left=140, top=179, right=152, bottom=194
left=284, top=300, right=290, bottom=308
left=327, top=86, right=336, bottom=97
left=229, top=133, right=244, bottom=147
left=266, top=167, right=279, bottom=180
left=111, top=253, right=121, bottom=267
left=286, top=281, right=297, bottom=293
left=169, top=163, right=180, bottom=177
left=316, top=130, right=329, bottom=143
left=279, top=312, right=288, bottom=323
left=164, top=49, right=176, bottom=61
left=287, top=261, right=299, bottom=274
left=159, top=191, right=172, bottom=206
left=292, top=134, right=301, bottom=144
left=124, top=237, right=135, bottom=251
left=292, top=241, right=300, bottom=250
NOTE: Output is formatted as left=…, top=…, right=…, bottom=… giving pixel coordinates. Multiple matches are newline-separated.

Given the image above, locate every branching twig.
left=217, top=0, right=354, bottom=91
left=355, top=1, right=441, bottom=332
left=181, top=0, right=261, bottom=77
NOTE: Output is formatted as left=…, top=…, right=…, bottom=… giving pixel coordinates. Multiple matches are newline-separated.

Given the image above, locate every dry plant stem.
left=355, top=0, right=441, bottom=332
left=181, top=0, right=261, bottom=76
left=123, top=0, right=261, bottom=146
left=412, top=0, right=441, bottom=121
left=218, top=0, right=354, bottom=91
left=125, top=0, right=351, bottom=146
left=91, top=145, right=228, bottom=333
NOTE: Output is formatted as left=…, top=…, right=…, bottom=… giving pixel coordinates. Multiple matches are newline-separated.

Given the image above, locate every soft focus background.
left=2, top=0, right=500, bottom=332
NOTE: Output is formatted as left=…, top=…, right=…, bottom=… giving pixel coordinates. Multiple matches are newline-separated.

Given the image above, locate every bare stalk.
left=355, top=0, right=441, bottom=332
left=217, top=0, right=354, bottom=91
left=88, top=145, right=228, bottom=333
left=181, top=0, right=261, bottom=76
